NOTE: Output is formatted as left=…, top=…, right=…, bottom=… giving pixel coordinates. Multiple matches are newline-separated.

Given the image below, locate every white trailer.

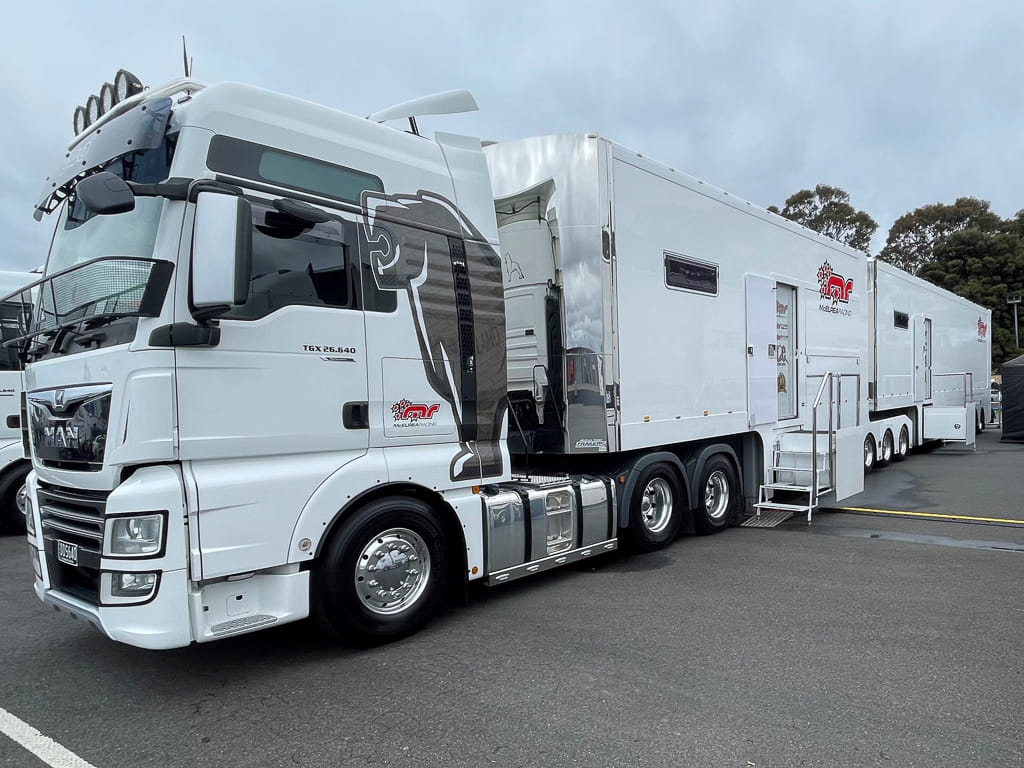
left=13, top=76, right=871, bottom=649
left=864, top=258, right=991, bottom=468
left=0, top=270, right=33, bottom=531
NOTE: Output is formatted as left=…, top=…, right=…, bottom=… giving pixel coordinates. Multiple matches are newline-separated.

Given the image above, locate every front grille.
left=38, top=482, right=108, bottom=605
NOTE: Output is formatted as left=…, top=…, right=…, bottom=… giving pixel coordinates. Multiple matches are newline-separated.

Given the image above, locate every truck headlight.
left=105, top=514, right=165, bottom=556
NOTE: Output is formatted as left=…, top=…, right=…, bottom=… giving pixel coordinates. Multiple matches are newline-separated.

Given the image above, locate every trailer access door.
left=746, top=275, right=779, bottom=426
left=915, top=316, right=932, bottom=401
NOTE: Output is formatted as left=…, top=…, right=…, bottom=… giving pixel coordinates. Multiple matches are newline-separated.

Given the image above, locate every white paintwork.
left=922, top=406, right=976, bottom=446
left=191, top=192, right=244, bottom=307
left=833, top=427, right=865, bottom=501
left=367, top=89, right=478, bottom=123
left=746, top=274, right=779, bottom=426
left=870, top=258, right=991, bottom=443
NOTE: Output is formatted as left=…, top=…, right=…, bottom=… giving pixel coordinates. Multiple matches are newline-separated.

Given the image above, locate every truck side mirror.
left=191, top=192, right=253, bottom=316
left=75, top=171, right=135, bottom=215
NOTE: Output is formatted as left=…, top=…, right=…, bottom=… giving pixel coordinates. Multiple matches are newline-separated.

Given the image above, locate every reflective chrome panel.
left=485, top=135, right=616, bottom=454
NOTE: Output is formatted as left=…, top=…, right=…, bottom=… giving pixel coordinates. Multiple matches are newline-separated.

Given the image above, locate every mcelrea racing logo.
left=392, top=399, right=440, bottom=422
left=817, top=261, right=854, bottom=316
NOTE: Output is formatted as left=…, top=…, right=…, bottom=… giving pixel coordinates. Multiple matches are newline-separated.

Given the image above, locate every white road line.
left=0, top=706, right=96, bottom=768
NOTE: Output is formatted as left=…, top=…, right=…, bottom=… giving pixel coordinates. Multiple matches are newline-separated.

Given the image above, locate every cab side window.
left=224, top=200, right=352, bottom=320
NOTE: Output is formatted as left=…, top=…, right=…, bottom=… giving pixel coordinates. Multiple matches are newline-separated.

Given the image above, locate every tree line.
left=768, top=185, right=1023, bottom=368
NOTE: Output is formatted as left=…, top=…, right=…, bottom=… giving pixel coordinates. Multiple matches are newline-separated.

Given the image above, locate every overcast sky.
left=1, top=0, right=1021, bottom=273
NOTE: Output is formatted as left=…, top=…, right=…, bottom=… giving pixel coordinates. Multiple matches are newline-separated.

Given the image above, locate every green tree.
left=878, top=197, right=1003, bottom=275
left=917, top=230, right=1024, bottom=367
left=767, top=184, right=877, bottom=252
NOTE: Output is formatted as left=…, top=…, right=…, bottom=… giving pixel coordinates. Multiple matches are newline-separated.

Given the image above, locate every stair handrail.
left=810, top=371, right=834, bottom=513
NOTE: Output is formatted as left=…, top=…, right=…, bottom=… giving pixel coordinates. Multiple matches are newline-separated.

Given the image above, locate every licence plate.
left=56, top=540, right=78, bottom=566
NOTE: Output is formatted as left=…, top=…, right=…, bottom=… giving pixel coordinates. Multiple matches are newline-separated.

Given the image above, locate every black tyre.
left=313, top=497, right=449, bottom=644
left=0, top=465, right=30, bottom=535
left=626, top=462, right=683, bottom=551
left=878, top=430, right=895, bottom=467
left=892, top=426, right=910, bottom=462
left=976, top=408, right=984, bottom=434
left=694, top=455, right=739, bottom=535
left=863, top=435, right=876, bottom=474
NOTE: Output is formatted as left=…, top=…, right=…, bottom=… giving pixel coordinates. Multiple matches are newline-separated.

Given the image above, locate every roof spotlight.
left=86, top=94, right=102, bottom=125
left=73, top=106, right=88, bottom=135
left=114, top=69, right=143, bottom=101
left=100, top=82, right=116, bottom=113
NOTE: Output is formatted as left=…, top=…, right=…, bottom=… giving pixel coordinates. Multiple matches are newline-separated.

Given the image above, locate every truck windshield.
left=45, top=141, right=176, bottom=277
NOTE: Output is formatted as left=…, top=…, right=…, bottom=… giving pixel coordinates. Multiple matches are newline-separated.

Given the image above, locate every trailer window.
left=207, top=136, right=384, bottom=206
left=224, top=200, right=354, bottom=320
left=664, top=253, right=718, bottom=296
left=894, top=311, right=909, bottom=329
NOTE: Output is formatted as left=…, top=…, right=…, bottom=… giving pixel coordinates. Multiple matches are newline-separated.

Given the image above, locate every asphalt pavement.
left=1, top=428, right=1021, bottom=768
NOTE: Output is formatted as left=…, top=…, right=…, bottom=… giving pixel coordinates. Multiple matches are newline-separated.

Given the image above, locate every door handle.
left=343, top=401, right=369, bottom=430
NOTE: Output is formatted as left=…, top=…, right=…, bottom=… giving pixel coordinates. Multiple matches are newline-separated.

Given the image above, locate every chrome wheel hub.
left=354, top=527, right=430, bottom=615
left=704, top=470, right=730, bottom=520
left=899, top=431, right=909, bottom=455
left=15, top=484, right=27, bottom=517
left=640, top=478, right=673, bottom=534
left=864, top=439, right=873, bottom=468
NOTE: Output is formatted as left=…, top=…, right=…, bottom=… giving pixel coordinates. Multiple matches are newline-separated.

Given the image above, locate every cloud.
left=1, top=0, right=1021, bottom=272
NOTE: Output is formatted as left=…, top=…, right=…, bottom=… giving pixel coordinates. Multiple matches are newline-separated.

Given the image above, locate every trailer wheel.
left=694, top=455, right=738, bottom=535
left=863, top=435, right=876, bottom=474
left=626, top=463, right=683, bottom=551
left=893, top=426, right=910, bottom=462
left=976, top=408, right=984, bottom=434
left=878, top=430, right=895, bottom=467
left=313, top=497, right=449, bottom=644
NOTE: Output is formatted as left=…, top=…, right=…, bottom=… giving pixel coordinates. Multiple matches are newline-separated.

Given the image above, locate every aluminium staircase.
left=746, top=431, right=832, bottom=526
left=744, top=370, right=849, bottom=528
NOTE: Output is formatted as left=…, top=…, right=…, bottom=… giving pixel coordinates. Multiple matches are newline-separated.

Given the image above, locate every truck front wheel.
left=314, top=497, right=449, bottom=644
left=626, top=463, right=683, bottom=551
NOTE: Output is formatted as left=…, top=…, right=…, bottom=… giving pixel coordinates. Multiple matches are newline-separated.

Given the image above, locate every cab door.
left=176, top=196, right=369, bottom=578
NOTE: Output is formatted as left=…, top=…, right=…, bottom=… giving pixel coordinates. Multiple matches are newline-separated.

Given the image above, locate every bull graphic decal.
left=362, top=190, right=507, bottom=482
left=817, top=261, right=854, bottom=305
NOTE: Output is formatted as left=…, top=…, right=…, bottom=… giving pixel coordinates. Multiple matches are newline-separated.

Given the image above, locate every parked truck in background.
left=5, top=73, right=987, bottom=649
left=0, top=271, right=34, bottom=532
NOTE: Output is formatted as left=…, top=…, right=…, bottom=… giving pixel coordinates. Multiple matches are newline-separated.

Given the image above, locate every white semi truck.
left=6, top=73, right=980, bottom=649
left=0, top=271, right=35, bottom=532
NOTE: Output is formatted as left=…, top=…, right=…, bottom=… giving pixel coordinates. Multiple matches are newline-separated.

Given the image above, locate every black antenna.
left=182, top=35, right=192, bottom=77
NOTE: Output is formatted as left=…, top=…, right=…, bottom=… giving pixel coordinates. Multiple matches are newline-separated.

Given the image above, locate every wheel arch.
left=616, top=452, right=691, bottom=531
left=312, top=482, right=470, bottom=599
left=687, top=444, right=742, bottom=524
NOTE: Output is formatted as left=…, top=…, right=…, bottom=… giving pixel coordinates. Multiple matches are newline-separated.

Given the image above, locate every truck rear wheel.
left=694, top=455, right=738, bottom=535
left=863, top=435, right=876, bottom=474
left=878, top=430, right=895, bottom=467
left=893, top=426, right=910, bottom=462
left=313, top=497, right=449, bottom=644
left=626, top=463, right=682, bottom=551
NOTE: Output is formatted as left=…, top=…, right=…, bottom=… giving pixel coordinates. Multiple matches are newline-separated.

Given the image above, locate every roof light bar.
left=72, top=69, right=146, bottom=137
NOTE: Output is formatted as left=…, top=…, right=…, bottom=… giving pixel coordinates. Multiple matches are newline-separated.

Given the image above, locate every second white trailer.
left=866, top=258, right=991, bottom=465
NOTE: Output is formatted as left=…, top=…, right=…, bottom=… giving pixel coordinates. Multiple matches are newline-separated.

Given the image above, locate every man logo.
left=54, top=389, right=66, bottom=408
